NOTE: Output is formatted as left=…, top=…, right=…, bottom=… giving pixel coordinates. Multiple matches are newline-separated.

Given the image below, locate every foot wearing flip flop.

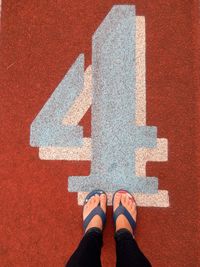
left=113, top=191, right=137, bottom=235
left=83, top=194, right=107, bottom=233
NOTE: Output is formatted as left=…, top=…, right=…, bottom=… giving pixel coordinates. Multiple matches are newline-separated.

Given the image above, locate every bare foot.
left=83, top=194, right=107, bottom=233
left=113, top=192, right=137, bottom=235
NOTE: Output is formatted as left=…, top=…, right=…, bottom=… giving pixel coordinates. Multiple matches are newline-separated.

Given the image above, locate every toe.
left=87, top=197, right=92, bottom=206
left=90, top=196, right=95, bottom=204
left=113, top=192, right=121, bottom=211
left=100, top=194, right=107, bottom=212
left=94, top=194, right=100, bottom=205
left=84, top=202, right=89, bottom=210
left=121, top=193, right=126, bottom=206
left=131, top=200, right=137, bottom=212
left=127, top=198, right=131, bottom=206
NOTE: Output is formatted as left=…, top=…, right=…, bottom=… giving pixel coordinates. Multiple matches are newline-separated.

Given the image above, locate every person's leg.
left=66, top=193, right=107, bottom=267
left=113, top=192, right=152, bottom=267
left=66, top=228, right=103, bottom=267
left=115, top=229, right=152, bottom=267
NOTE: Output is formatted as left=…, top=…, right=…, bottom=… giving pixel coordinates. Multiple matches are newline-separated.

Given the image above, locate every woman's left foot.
left=83, top=194, right=107, bottom=233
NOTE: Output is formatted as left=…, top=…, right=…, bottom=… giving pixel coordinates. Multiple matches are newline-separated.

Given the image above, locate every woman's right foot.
left=83, top=193, right=107, bottom=233
left=113, top=191, right=137, bottom=235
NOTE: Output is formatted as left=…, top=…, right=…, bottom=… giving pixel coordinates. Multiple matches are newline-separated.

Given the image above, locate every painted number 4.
left=30, top=5, right=169, bottom=207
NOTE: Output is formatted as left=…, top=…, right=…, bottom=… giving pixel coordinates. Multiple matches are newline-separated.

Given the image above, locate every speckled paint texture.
left=1, top=0, right=199, bottom=266
left=38, top=15, right=169, bottom=206
left=30, top=55, right=84, bottom=147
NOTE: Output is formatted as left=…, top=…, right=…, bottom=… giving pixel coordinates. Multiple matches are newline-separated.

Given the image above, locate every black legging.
left=66, top=228, right=152, bottom=267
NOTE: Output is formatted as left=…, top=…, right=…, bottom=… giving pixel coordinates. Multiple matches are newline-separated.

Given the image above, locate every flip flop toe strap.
left=83, top=206, right=106, bottom=231
left=113, top=206, right=136, bottom=232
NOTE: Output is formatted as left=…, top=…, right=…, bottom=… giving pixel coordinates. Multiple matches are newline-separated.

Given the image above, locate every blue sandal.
left=112, top=189, right=136, bottom=233
left=83, top=190, right=107, bottom=233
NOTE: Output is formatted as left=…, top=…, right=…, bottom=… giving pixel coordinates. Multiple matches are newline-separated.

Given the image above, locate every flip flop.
left=83, top=190, right=107, bottom=232
left=112, top=189, right=136, bottom=233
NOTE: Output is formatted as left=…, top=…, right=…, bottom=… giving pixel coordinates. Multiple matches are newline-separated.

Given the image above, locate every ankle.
left=115, top=228, right=135, bottom=240
left=85, top=227, right=102, bottom=235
